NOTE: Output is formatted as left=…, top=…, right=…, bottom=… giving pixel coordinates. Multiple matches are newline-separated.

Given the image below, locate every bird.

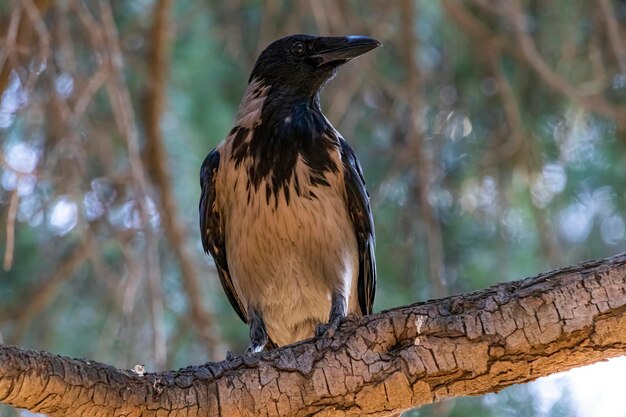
left=199, top=34, right=379, bottom=354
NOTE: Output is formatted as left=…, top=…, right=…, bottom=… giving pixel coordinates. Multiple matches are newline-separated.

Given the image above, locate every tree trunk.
left=1, top=253, right=626, bottom=416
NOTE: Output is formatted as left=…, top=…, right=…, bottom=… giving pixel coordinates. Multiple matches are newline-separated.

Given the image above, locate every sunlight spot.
left=444, top=110, right=472, bottom=140
left=109, top=197, right=159, bottom=230
left=1, top=170, right=17, bottom=191
left=29, top=56, right=47, bottom=75
left=0, top=71, right=28, bottom=129
left=553, top=110, right=602, bottom=166
left=16, top=174, right=36, bottom=196
left=83, top=191, right=105, bottom=220
left=531, top=163, right=567, bottom=208
left=18, top=193, right=43, bottom=227
left=501, top=208, right=531, bottom=242
left=49, top=196, right=78, bottom=236
left=91, top=177, right=117, bottom=206
left=558, top=203, right=592, bottom=243
left=380, top=176, right=409, bottom=207
left=5, top=141, right=39, bottom=174
left=460, top=176, right=497, bottom=215
left=587, top=186, right=616, bottom=217
left=541, top=163, right=567, bottom=194
left=535, top=357, right=626, bottom=417
left=601, top=215, right=625, bottom=245
left=55, top=73, right=74, bottom=98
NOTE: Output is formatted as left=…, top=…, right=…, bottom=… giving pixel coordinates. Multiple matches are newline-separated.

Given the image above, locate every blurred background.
left=1, top=0, right=626, bottom=416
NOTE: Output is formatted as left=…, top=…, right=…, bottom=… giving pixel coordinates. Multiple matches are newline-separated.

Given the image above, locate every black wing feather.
left=339, top=138, right=376, bottom=315
left=199, top=150, right=248, bottom=323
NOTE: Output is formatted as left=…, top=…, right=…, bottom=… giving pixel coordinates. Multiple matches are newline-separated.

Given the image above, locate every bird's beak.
left=312, top=36, right=381, bottom=66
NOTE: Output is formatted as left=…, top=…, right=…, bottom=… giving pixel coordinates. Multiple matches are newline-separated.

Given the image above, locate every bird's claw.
left=315, top=317, right=342, bottom=339
left=225, top=350, right=235, bottom=361
left=246, top=343, right=264, bottom=355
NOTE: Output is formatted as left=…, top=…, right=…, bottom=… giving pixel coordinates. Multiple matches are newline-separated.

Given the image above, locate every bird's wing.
left=339, top=138, right=376, bottom=315
left=199, top=150, right=248, bottom=323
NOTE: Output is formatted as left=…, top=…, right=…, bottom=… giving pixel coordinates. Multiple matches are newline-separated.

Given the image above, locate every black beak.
left=312, top=36, right=381, bottom=66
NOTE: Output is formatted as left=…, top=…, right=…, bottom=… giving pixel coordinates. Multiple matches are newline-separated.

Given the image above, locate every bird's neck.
left=265, top=93, right=332, bottom=149
left=230, top=79, right=339, bottom=205
left=235, top=79, right=332, bottom=143
left=234, top=80, right=324, bottom=127
left=273, top=90, right=322, bottom=116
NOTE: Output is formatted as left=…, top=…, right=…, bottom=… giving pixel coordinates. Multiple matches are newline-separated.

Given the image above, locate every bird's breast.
left=216, top=146, right=359, bottom=345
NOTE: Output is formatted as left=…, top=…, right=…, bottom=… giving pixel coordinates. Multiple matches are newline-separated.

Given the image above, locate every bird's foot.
left=315, top=316, right=343, bottom=339
left=245, top=342, right=265, bottom=355
left=247, top=309, right=269, bottom=354
left=225, top=350, right=235, bottom=361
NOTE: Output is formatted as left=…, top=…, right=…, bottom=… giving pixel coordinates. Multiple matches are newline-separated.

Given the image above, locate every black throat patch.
left=231, top=86, right=339, bottom=206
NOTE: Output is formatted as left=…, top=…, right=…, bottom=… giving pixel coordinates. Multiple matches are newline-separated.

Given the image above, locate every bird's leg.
left=246, top=308, right=269, bottom=354
left=315, top=292, right=347, bottom=339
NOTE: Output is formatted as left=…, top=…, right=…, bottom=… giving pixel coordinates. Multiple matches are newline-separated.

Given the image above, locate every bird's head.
left=249, top=34, right=381, bottom=100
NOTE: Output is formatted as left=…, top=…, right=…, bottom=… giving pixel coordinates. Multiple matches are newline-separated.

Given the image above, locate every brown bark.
left=2, top=253, right=626, bottom=416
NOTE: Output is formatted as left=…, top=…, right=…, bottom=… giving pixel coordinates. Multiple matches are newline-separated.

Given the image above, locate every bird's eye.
left=291, top=42, right=306, bottom=56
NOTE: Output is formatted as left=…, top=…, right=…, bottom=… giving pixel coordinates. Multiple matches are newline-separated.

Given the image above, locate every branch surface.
left=2, top=254, right=626, bottom=417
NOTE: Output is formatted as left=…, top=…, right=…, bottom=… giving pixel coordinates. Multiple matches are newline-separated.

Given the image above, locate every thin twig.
left=20, top=0, right=52, bottom=66
left=481, top=47, right=526, bottom=164
left=98, top=0, right=150, bottom=196
left=144, top=0, right=223, bottom=359
left=505, top=0, right=626, bottom=127
left=598, top=0, right=626, bottom=74
left=72, top=0, right=106, bottom=50
left=443, top=0, right=626, bottom=130
left=400, top=0, right=447, bottom=299
left=71, top=67, right=110, bottom=122
left=0, top=2, right=23, bottom=94
left=98, top=0, right=169, bottom=364
left=3, top=190, right=19, bottom=271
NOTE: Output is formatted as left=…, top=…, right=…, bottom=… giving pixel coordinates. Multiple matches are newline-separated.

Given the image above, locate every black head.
left=249, top=34, right=381, bottom=99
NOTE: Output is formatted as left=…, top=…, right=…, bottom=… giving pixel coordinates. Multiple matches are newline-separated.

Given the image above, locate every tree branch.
left=2, top=253, right=626, bottom=416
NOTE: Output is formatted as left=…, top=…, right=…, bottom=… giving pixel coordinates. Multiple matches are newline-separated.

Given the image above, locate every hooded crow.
left=200, top=34, right=379, bottom=353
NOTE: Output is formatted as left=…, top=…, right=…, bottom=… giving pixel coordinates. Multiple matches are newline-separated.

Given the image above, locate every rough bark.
left=2, top=253, right=626, bottom=417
